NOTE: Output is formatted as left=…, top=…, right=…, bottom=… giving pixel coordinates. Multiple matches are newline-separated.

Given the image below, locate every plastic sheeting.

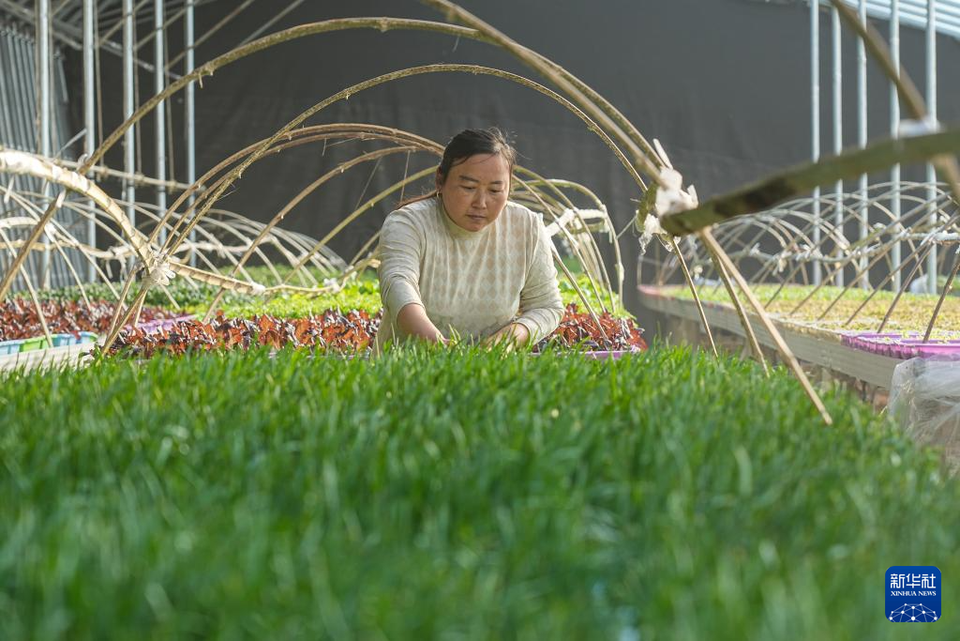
left=889, top=357, right=960, bottom=473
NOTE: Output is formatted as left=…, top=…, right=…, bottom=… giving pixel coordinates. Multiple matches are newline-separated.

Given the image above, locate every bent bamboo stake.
left=155, top=63, right=642, bottom=272
left=700, top=228, right=833, bottom=425
left=660, top=128, right=960, bottom=236
left=525, top=178, right=625, bottom=308
left=201, top=145, right=425, bottom=319
left=157, top=63, right=645, bottom=264
left=0, top=17, right=641, bottom=304
left=0, top=149, right=268, bottom=297
left=510, top=176, right=612, bottom=316
left=925, top=254, right=960, bottom=341
left=671, top=239, right=719, bottom=358
left=704, top=240, right=768, bottom=374
left=515, top=171, right=615, bottom=312
left=0, top=225, right=53, bottom=348
left=420, top=0, right=661, bottom=181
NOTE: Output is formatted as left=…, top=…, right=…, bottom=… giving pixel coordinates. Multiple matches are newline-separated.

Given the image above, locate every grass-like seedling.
left=0, top=346, right=956, bottom=639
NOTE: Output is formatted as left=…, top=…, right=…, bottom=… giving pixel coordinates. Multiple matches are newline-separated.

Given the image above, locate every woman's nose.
left=472, top=190, right=486, bottom=208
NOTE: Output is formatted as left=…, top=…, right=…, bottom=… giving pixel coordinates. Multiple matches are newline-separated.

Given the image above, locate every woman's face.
left=438, top=153, right=510, bottom=232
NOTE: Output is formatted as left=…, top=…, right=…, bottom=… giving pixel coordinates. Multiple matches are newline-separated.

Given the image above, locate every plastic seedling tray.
left=534, top=348, right=642, bottom=360
left=134, top=314, right=194, bottom=334
left=20, top=336, right=51, bottom=352
left=842, top=331, right=960, bottom=359
left=583, top=349, right=638, bottom=360
left=0, top=339, right=25, bottom=355
left=51, top=332, right=99, bottom=348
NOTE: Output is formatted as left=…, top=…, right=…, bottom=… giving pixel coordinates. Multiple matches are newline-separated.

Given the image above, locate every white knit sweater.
left=376, top=196, right=564, bottom=348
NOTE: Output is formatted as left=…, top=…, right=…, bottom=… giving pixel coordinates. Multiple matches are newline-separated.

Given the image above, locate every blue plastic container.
left=52, top=332, right=99, bottom=348
left=0, top=339, right=25, bottom=355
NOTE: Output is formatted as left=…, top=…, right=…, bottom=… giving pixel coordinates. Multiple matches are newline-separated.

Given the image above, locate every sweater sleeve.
left=378, top=211, right=425, bottom=324
left=514, top=216, right=564, bottom=342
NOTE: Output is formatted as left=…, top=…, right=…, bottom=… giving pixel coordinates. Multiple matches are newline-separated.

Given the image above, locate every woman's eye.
left=461, top=186, right=475, bottom=191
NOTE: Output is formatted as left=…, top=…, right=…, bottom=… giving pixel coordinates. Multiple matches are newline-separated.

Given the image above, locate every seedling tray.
left=842, top=331, right=960, bottom=359
left=0, top=339, right=25, bottom=355
left=134, top=314, right=194, bottom=334
left=20, top=336, right=51, bottom=352
left=51, top=332, right=99, bottom=348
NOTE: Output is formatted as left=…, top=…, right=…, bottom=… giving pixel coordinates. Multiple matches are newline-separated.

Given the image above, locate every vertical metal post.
left=83, top=0, right=96, bottom=281
left=925, top=0, right=938, bottom=293
left=832, top=4, right=844, bottom=287
left=890, top=0, right=901, bottom=291
left=154, top=0, right=166, bottom=244
left=811, top=0, right=821, bottom=285
left=0, top=31, right=13, bottom=151
left=123, top=0, right=136, bottom=252
left=38, top=0, right=52, bottom=288
left=186, top=0, right=197, bottom=266
left=9, top=34, right=30, bottom=154
left=856, top=0, right=868, bottom=288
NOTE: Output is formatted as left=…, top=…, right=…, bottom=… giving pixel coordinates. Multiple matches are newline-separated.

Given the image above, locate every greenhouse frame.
left=0, top=1, right=958, bottom=638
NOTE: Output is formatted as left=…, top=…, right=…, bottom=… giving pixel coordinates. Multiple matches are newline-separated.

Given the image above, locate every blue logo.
left=886, top=566, right=941, bottom=622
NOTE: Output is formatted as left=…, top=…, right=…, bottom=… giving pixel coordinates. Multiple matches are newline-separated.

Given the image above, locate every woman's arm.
left=482, top=322, right=530, bottom=348
left=396, top=302, right=447, bottom=344
left=379, top=211, right=448, bottom=345
left=512, top=217, right=565, bottom=343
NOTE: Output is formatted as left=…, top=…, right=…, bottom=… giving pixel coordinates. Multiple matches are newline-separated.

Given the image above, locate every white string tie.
left=139, top=250, right=174, bottom=288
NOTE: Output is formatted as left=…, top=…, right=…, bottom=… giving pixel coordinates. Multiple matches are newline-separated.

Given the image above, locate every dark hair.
left=397, top=127, right=517, bottom=208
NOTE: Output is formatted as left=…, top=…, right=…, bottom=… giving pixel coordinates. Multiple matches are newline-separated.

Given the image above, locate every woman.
left=376, top=128, right=564, bottom=350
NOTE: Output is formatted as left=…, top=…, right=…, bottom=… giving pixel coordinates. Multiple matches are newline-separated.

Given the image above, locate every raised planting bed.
left=1, top=347, right=957, bottom=639
left=641, top=285, right=903, bottom=388
left=666, top=282, right=960, bottom=334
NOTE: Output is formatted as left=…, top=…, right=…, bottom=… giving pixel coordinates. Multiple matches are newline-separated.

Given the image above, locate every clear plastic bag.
left=889, top=357, right=960, bottom=474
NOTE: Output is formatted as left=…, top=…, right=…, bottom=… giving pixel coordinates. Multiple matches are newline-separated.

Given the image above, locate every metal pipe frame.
left=857, top=0, right=869, bottom=288
left=122, top=0, right=135, bottom=240
left=38, top=0, right=52, bottom=288
left=925, top=0, right=938, bottom=293
left=153, top=0, right=165, bottom=243
left=890, top=0, right=901, bottom=291
left=832, top=3, right=845, bottom=287
left=0, top=0, right=180, bottom=81
left=83, top=0, right=95, bottom=281
left=811, top=0, right=822, bottom=285
left=185, top=0, right=196, bottom=266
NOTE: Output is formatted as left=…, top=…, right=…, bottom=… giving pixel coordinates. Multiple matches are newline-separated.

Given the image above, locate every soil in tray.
left=668, top=283, right=960, bottom=335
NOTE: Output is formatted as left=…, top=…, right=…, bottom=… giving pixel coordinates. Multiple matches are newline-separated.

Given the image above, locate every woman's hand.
left=396, top=303, right=448, bottom=344
left=482, top=323, right=530, bottom=350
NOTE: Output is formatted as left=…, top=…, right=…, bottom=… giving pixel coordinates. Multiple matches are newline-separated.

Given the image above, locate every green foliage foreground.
left=0, top=346, right=956, bottom=640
